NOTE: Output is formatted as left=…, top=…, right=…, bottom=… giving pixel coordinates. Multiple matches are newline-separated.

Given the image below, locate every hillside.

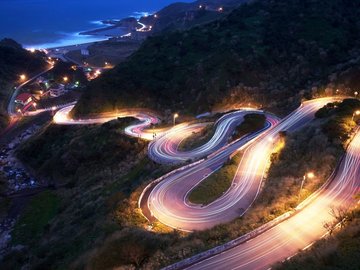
left=0, top=39, right=46, bottom=131
left=140, top=0, right=247, bottom=33
left=73, top=0, right=360, bottom=118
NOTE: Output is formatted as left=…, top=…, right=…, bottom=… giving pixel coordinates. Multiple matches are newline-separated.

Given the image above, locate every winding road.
left=50, top=96, right=360, bottom=269
left=145, top=97, right=340, bottom=231
left=148, top=109, right=273, bottom=164
left=53, top=104, right=160, bottom=140
left=184, top=126, right=360, bottom=270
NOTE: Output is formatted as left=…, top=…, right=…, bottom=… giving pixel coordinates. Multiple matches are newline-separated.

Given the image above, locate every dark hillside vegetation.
left=74, top=0, right=360, bottom=118
left=1, top=118, right=172, bottom=269
left=16, top=118, right=145, bottom=183
left=146, top=0, right=247, bottom=33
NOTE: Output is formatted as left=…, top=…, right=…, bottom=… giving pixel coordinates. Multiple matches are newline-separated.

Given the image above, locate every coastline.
left=27, top=15, right=144, bottom=50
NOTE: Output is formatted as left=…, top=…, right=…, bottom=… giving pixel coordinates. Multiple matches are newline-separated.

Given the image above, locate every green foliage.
left=317, top=99, right=360, bottom=143
left=1, top=119, right=173, bottom=270
left=90, top=229, right=169, bottom=269
left=16, top=118, right=146, bottom=183
left=11, top=191, right=60, bottom=245
left=188, top=153, right=242, bottom=205
left=233, top=113, right=266, bottom=140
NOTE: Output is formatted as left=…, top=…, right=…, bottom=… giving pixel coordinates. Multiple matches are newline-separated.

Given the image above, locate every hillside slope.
left=0, top=39, right=46, bottom=131
left=74, top=0, right=360, bottom=116
left=140, top=0, right=247, bottom=33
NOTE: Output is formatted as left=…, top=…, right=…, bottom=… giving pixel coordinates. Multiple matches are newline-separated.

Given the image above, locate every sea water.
left=0, top=0, right=192, bottom=48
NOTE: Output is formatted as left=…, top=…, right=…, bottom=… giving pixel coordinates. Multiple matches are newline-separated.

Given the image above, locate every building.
left=15, top=93, right=33, bottom=106
left=49, top=83, right=66, bottom=97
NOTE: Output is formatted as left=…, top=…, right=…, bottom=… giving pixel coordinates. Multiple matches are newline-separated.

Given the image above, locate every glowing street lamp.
left=173, top=113, right=179, bottom=126
left=299, top=172, right=315, bottom=198
left=355, top=91, right=358, bottom=98
left=352, top=110, right=360, bottom=121
left=20, top=74, right=26, bottom=81
left=307, top=172, right=315, bottom=179
left=63, top=76, right=69, bottom=82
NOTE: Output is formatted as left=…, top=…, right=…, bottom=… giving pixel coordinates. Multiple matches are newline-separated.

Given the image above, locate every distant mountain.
left=73, top=0, right=360, bottom=118
left=140, top=0, right=248, bottom=32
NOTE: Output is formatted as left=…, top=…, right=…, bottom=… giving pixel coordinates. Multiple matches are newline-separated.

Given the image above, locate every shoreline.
left=29, top=14, right=146, bottom=51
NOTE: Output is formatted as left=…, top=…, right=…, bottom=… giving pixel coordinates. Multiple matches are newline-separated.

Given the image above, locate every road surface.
left=53, top=105, right=161, bottom=140
left=146, top=98, right=340, bottom=231
left=7, top=65, right=53, bottom=117
left=148, top=110, right=274, bottom=164
left=185, top=126, right=360, bottom=270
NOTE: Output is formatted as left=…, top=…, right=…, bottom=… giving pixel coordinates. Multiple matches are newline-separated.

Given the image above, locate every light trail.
left=146, top=97, right=341, bottom=231
left=148, top=110, right=274, bottom=164
left=51, top=97, right=358, bottom=269
left=53, top=105, right=160, bottom=140
left=184, top=126, right=360, bottom=270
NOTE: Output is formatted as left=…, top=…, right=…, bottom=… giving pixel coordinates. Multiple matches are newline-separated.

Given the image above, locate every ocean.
left=0, top=0, right=193, bottom=48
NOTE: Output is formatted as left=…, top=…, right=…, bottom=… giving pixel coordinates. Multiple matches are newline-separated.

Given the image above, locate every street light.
left=299, top=172, right=315, bottom=198
left=352, top=110, right=360, bottom=121
left=20, top=74, right=26, bottom=81
left=173, top=113, right=179, bottom=126
left=355, top=91, right=358, bottom=98
left=63, top=76, right=68, bottom=82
